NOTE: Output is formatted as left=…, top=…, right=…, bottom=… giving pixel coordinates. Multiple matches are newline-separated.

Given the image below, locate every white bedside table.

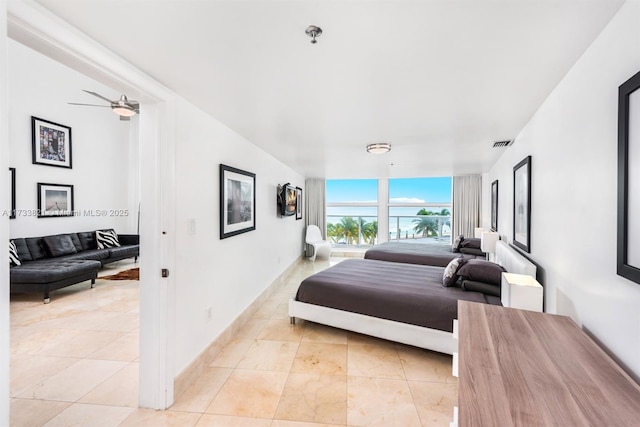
left=501, top=272, right=543, bottom=312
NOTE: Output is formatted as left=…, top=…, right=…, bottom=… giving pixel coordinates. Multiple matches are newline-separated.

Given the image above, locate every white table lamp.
left=474, top=227, right=486, bottom=238
left=480, top=231, right=499, bottom=261
left=501, top=272, right=543, bottom=312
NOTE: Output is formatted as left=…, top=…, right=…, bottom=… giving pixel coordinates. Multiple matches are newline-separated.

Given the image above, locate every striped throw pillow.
left=96, top=229, right=121, bottom=249
left=9, top=240, right=21, bottom=266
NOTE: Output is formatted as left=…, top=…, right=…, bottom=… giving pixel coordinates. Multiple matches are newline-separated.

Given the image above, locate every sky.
left=326, top=177, right=452, bottom=204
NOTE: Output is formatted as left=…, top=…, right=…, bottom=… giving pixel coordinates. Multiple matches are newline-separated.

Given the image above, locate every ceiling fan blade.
left=68, top=102, right=110, bottom=107
left=82, top=89, right=114, bottom=103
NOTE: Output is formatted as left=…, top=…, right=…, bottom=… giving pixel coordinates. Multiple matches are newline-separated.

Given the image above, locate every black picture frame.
left=491, top=180, right=498, bottom=232
left=37, top=183, right=74, bottom=218
left=295, top=187, right=303, bottom=220
left=31, top=116, right=72, bottom=169
left=617, top=70, right=640, bottom=284
left=9, top=168, right=15, bottom=219
left=220, top=164, right=256, bottom=239
left=513, top=156, right=531, bottom=253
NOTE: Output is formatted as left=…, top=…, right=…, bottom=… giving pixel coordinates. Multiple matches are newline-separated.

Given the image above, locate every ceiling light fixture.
left=366, top=143, right=391, bottom=154
left=111, top=95, right=137, bottom=117
left=305, top=25, right=322, bottom=44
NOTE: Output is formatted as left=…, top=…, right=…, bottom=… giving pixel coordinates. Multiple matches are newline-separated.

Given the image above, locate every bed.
left=289, top=240, right=537, bottom=355
left=363, top=241, right=484, bottom=267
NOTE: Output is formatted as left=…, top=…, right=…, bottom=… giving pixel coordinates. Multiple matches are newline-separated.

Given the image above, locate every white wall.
left=173, top=98, right=305, bottom=373
left=485, top=0, right=640, bottom=378
left=7, top=39, right=137, bottom=238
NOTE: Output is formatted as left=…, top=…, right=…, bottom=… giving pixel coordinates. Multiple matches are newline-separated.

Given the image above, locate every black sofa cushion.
left=43, top=234, right=78, bottom=258
left=10, top=260, right=101, bottom=284
left=55, top=249, right=111, bottom=262
left=25, top=237, right=47, bottom=261
left=77, top=231, right=97, bottom=251
left=108, top=245, right=138, bottom=260
left=12, top=238, right=32, bottom=262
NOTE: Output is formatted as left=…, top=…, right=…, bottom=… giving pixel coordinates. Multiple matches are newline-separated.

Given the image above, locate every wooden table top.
left=458, top=301, right=640, bottom=426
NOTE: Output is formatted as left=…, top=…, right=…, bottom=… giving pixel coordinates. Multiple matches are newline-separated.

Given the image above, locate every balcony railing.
left=326, top=214, right=451, bottom=248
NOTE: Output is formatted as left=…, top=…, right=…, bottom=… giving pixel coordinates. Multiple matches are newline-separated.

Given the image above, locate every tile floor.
left=9, top=257, right=456, bottom=426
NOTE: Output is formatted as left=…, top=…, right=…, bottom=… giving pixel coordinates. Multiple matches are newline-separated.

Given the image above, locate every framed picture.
left=295, top=187, right=303, bottom=220
left=9, top=168, right=15, bottom=219
left=32, top=116, right=72, bottom=168
left=618, top=70, right=640, bottom=285
left=513, top=156, right=531, bottom=253
left=490, top=180, right=498, bottom=231
left=38, top=183, right=74, bottom=217
left=220, top=164, right=256, bottom=239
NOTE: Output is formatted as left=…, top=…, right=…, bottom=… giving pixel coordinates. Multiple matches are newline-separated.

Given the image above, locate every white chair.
left=306, top=225, right=332, bottom=261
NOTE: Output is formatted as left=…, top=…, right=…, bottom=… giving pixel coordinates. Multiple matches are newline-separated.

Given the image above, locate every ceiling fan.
left=69, top=89, right=140, bottom=121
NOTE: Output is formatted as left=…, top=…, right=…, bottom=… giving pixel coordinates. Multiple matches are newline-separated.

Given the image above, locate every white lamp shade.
left=474, top=227, right=486, bottom=238
left=480, top=231, right=499, bottom=253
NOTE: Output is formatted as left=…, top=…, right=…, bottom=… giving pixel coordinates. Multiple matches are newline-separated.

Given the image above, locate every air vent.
left=492, top=139, right=514, bottom=148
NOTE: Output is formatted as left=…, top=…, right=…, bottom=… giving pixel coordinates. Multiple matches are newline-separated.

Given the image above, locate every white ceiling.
left=32, top=0, right=624, bottom=179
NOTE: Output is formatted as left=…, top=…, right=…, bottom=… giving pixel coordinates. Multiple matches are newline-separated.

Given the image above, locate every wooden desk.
left=457, top=301, right=640, bottom=426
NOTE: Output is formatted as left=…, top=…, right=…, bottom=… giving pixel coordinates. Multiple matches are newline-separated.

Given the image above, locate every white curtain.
left=452, top=175, right=482, bottom=239
left=304, top=178, right=326, bottom=257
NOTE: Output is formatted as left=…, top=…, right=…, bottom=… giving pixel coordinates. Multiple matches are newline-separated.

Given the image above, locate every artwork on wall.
left=617, top=70, right=640, bottom=285
left=491, top=180, right=498, bottom=231
left=32, top=116, right=72, bottom=169
left=220, top=164, right=256, bottom=239
left=296, top=187, right=303, bottom=220
left=38, top=183, right=74, bottom=218
left=513, top=156, right=531, bottom=253
left=9, top=168, right=15, bottom=219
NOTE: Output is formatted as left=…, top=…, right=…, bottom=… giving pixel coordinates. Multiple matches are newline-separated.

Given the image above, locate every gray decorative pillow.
left=457, top=259, right=506, bottom=287
left=452, top=235, right=464, bottom=253
left=96, top=229, right=121, bottom=249
left=462, top=279, right=501, bottom=297
left=459, top=247, right=485, bottom=256
left=442, top=256, right=465, bottom=287
left=9, top=240, right=21, bottom=266
left=460, top=237, right=482, bottom=250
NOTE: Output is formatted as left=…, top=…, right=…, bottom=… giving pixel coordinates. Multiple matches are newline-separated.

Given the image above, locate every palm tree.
left=340, top=217, right=360, bottom=244
left=327, top=222, right=344, bottom=244
left=413, top=217, right=438, bottom=237
left=361, top=220, right=378, bottom=245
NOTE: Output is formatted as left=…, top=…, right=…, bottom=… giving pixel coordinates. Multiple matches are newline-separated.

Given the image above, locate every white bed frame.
left=288, top=240, right=537, bottom=355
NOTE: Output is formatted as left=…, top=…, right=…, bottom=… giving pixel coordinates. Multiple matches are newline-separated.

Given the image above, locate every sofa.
left=9, top=230, right=139, bottom=303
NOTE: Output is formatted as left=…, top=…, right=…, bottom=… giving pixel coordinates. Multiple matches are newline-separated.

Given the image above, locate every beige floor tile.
left=79, top=362, right=139, bottom=407
left=120, top=408, right=202, bottom=426
left=20, top=358, right=127, bottom=402
left=347, top=376, right=421, bottom=427
left=87, top=331, right=139, bottom=361
left=407, top=381, right=457, bottom=426
left=171, top=367, right=233, bottom=413
left=195, top=414, right=271, bottom=426
left=10, top=354, right=78, bottom=397
left=271, top=303, right=291, bottom=320
left=10, top=398, right=70, bottom=427
left=291, top=342, right=347, bottom=375
left=275, top=373, right=347, bottom=425
left=205, top=370, right=288, bottom=418
left=257, top=319, right=305, bottom=342
left=235, top=318, right=269, bottom=340
left=42, top=403, right=135, bottom=427
left=44, top=330, right=125, bottom=358
left=237, top=340, right=299, bottom=372
left=271, top=421, right=345, bottom=427
left=396, top=345, right=457, bottom=383
left=347, top=344, right=405, bottom=379
left=253, top=302, right=279, bottom=319
left=209, top=339, right=254, bottom=368
left=346, top=332, right=396, bottom=348
left=301, top=323, right=348, bottom=345
left=11, top=328, right=83, bottom=355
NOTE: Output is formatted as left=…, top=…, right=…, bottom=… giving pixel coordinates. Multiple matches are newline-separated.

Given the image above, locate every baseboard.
left=173, top=256, right=303, bottom=400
